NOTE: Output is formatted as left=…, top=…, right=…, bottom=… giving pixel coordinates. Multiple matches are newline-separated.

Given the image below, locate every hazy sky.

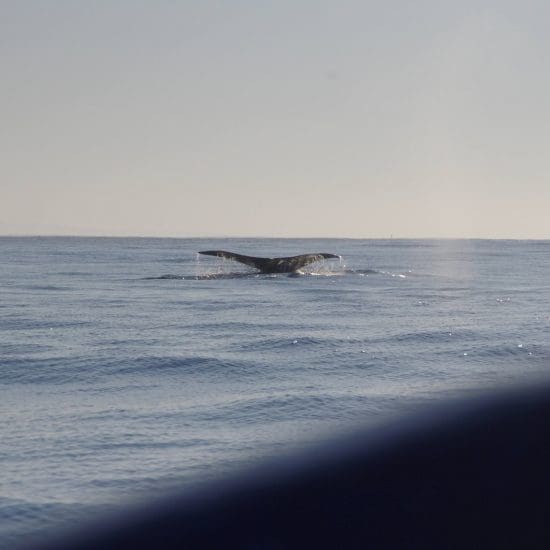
left=2, top=1, right=549, bottom=238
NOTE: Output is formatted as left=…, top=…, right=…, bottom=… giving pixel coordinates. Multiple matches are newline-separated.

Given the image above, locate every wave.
left=142, top=274, right=186, bottom=280
left=1, top=354, right=270, bottom=385
left=17, top=284, right=74, bottom=291
left=0, top=498, right=109, bottom=549
left=234, top=336, right=326, bottom=352
left=344, top=268, right=380, bottom=276
left=460, top=343, right=543, bottom=361
left=188, top=391, right=387, bottom=425
left=0, top=342, right=54, bottom=355
left=143, top=269, right=380, bottom=281
left=108, top=355, right=281, bottom=383
left=142, top=272, right=265, bottom=280
left=0, top=317, right=92, bottom=331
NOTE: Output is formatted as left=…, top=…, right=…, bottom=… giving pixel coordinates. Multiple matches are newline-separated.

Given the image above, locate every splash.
left=297, top=255, right=347, bottom=276
left=195, top=252, right=257, bottom=279
left=196, top=253, right=346, bottom=278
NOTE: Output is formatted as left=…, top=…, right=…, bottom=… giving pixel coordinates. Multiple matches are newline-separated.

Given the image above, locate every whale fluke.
left=198, top=250, right=340, bottom=274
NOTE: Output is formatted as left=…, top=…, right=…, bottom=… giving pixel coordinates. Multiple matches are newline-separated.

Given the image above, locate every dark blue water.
left=1, top=237, right=549, bottom=546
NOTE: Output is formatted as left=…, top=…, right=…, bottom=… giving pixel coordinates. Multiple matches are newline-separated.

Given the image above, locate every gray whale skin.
left=198, top=250, right=339, bottom=274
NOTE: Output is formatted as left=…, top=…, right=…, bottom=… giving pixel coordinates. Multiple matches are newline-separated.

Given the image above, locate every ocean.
left=1, top=237, right=549, bottom=547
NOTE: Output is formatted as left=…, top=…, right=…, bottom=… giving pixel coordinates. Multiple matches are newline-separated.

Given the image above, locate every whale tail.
left=198, top=251, right=339, bottom=274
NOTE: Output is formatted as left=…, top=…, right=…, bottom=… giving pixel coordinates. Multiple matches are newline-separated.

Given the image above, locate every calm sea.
left=1, top=237, right=549, bottom=546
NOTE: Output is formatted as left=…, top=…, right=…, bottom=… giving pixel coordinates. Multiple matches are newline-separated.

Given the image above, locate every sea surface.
left=1, top=237, right=549, bottom=547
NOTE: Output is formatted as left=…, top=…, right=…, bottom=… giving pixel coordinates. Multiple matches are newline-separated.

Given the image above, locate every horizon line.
left=0, top=233, right=549, bottom=241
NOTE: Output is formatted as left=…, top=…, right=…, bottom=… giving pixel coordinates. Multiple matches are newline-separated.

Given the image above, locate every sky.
left=2, top=1, right=549, bottom=238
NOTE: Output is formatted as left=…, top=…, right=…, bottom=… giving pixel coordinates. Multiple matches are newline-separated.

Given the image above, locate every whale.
left=198, top=250, right=340, bottom=274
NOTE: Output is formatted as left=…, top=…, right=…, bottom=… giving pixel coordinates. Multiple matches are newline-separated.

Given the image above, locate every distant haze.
left=2, top=1, right=549, bottom=238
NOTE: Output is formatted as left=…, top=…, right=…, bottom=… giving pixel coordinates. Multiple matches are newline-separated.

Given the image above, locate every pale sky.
left=2, top=1, right=549, bottom=238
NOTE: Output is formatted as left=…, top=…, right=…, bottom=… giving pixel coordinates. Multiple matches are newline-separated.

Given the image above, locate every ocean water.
left=1, top=237, right=549, bottom=546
